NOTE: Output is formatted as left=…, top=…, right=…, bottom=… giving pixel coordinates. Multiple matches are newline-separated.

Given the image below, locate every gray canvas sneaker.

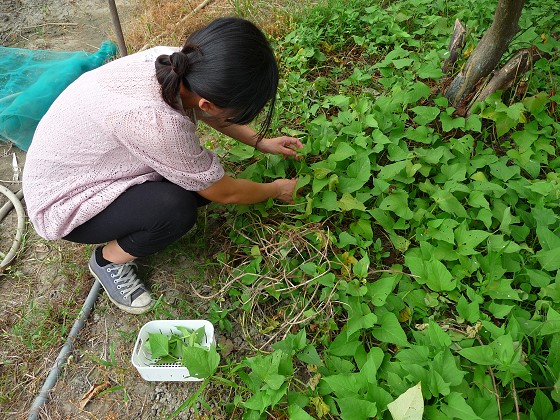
left=89, top=250, right=154, bottom=314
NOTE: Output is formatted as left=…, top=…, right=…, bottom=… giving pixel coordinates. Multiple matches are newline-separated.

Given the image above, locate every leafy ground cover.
left=1, top=0, right=559, bottom=418
left=197, top=0, right=560, bottom=418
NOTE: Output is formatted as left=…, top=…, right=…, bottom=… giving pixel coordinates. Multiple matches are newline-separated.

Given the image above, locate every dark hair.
left=155, top=17, right=279, bottom=140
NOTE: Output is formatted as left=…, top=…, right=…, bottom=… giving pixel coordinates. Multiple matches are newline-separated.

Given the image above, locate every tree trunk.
left=445, top=0, right=525, bottom=108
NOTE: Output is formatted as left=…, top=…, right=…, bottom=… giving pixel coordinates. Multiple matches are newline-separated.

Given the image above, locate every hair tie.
left=169, top=52, right=183, bottom=76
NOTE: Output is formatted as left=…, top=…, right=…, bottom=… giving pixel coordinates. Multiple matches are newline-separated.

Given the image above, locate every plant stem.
left=512, top=381, right=520, bottom=420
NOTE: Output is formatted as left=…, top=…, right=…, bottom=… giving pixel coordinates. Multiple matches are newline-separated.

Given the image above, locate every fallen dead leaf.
left=79, top=380, right=111, bottom=410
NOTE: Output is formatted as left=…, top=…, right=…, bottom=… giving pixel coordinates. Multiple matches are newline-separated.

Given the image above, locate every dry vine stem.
left=193, top=216, right=338, bottom=350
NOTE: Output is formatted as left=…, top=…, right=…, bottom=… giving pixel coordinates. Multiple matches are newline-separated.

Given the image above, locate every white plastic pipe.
left=0, top=186, right=25, bottom=268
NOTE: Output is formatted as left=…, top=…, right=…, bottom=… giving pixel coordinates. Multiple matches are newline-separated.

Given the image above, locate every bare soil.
left=0, top=1, right=251, bottom=419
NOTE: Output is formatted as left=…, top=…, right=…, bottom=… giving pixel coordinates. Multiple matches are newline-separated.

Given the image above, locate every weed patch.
left=198, top=0, right=560, bottom=417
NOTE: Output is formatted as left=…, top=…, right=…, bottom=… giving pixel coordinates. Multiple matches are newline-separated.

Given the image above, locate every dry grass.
left=0, top=236, right=92, bottom=415
left=122, top=0, right=313, bottom=52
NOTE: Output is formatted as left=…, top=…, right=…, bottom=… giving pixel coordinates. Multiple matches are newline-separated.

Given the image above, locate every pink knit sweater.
left=23, top=48, right=224, bottom=240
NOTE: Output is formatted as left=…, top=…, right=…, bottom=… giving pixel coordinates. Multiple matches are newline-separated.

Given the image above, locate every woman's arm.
left=200, top=116, right=303, bottom=159
left=198, top=175, right=297, bottom=204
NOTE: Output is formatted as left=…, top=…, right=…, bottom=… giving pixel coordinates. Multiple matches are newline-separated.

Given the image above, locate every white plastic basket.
left=131, top=320, right=215, bottom=382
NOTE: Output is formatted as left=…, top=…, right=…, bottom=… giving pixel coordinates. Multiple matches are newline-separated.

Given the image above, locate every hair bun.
left=169, top=51, right=189, bottom=77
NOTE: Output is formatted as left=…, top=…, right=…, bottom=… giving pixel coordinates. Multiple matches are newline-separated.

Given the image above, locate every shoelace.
left=108, top=262, right=144, bottom=299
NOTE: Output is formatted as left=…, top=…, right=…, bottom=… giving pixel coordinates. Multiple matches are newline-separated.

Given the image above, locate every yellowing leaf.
left=338, top=192, right=366, bottom=211
left=307, top=373, right=321, bottom=390
left=387, top=382, right=424, bottom=420
left=250, top=245, right=261, bottom=256
left=310, top=396, right=330, bottom=418
left=399, top=306, right=412, bottom=323
left=470, top=171, right=487, bottom=181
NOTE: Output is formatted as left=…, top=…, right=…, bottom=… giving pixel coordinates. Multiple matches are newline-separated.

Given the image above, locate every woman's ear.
left=198, top=98, right=221, bottom=116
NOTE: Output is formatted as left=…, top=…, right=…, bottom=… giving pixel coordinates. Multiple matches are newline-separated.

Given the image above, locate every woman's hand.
left=272, top=178, right=299, bottom=204
left=256, top=136, right=304, bottom=159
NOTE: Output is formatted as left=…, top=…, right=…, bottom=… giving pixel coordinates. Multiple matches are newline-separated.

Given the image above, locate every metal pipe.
left=28, top=280, right=102, bottom=419
left=107, top=0, right=128, bottom=57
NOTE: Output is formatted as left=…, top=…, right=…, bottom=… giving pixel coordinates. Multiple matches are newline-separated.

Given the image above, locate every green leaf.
left=181, top=346, right=220, bottom=379
left=364, top=114, right=379, bottom=128
left=489, top=160, right=519, bottom=181
left=457, top=295, right=480, bottom=323
left=379, top=190, right=414, bottom=220
left=377, top=160, right=409, bottom=181
left=372, top=312, right=408, bottom=347
left=322, top=373, right=367, bottom=398
left=434, top=349, right=465, bottom=387
left=467, top=190, right=490, bottom=209
left=424, top=258, right=456, bottom=292
left=459, top=345, right=495, bottom=365
left=229, top=143, right=255, bottom=160
left=329, top=142, right=357, bottom=162
left=315, top=191, right=341, bottom=211
left=506, top=102, right=526, bottom=122
left=465, top=114, right=482, bottom=132
left=541, top=307, right=560, bottom=336
left=147, top=333, right=170, bottom=359
left=411, top=106, right=440, bottom=125
left=488, top=302, right=514, bottom=318
left=288, top=405, right=315, bottom=420
left=535, top=247, right=560, bottom=271
left=405, top=125, right=435, bottom=144
left=440, top=112, right=465, bottom=132
left=427, top=369, right=451, bottom=397
left=393, top=57, right=414, bottom=69
left=432, top=189, right=468, bottom=218
left=336, top=397, right=377, bottom=420
left=425, top=321, right=452, bottom=349
left=298, top=344, right=324, bottom=366
left=390, top=232, right=411, bottom=252
left=348, top=312, right=377, bottom=336
left=265, top=374, right=287, bottom=390
left=387, top=382, right=424, bottom=420
left=537, top=225, right=560, bottom=251
left=367, top=276, right=397, bottom=306
left=455, top=224, right=491, bottom=256
left=532, top=390, right=554, bottom=419
left=441, top=393, right=483, bottom=419
left=523, top=92, right=548, bottom=114
left=328, top=332, right=362, bottom=357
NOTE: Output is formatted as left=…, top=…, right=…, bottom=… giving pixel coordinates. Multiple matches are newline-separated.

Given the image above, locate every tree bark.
left=445, top=0, right=525, bottom=108
left=475, top=46, right=545, bottom=104
left=442, top=19, right=467, bottom=74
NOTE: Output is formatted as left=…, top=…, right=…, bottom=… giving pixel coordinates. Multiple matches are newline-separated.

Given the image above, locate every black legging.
left=64, top=181, right=209, bottom=257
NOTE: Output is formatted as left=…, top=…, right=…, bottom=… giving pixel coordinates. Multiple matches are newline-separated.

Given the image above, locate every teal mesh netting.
left=0, top=40, right=118, bottom=151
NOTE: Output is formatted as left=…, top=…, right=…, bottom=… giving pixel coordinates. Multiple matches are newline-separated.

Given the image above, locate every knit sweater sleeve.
left=108, top=106, right=224, bottom=191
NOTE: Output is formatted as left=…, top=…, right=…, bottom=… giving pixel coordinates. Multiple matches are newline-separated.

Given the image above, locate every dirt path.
left=0, top=1, right=240, bottom=418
